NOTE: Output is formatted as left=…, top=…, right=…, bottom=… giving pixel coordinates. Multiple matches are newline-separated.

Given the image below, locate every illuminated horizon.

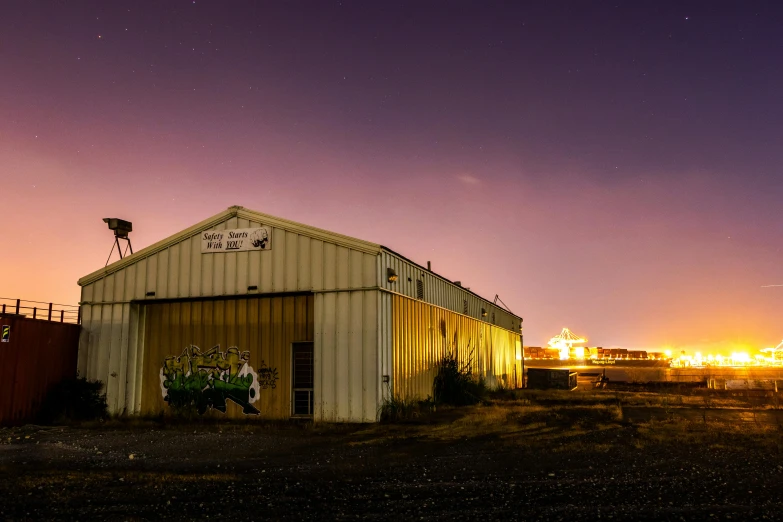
left=1, top=2, right=782, bottom=356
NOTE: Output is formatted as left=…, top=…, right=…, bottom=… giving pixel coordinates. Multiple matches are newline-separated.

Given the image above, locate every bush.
left=380, top=395, right=435, bottom=422
left=433, top=352, right=487, bottom=406
left=38, top=377, right=108, bottom=424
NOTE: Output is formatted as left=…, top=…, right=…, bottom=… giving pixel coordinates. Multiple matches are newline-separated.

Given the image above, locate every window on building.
left=292, top=342, right=314, bottom=416
left=416, top=279, right=424, bottom=300
left=463, top=299, right=468, bottom=314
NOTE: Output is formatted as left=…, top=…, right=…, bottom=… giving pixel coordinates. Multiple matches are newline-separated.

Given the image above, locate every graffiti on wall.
left=160, top=345, right=278, bottom=415
left=257, top=360, right=279, bottom=389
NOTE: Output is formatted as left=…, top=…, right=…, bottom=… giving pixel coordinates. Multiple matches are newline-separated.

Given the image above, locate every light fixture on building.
left=103, top=217, right=134, bottom=266
left=481, top=308, right=487, bottom=317
left=387, top=268, right=398, bottom=282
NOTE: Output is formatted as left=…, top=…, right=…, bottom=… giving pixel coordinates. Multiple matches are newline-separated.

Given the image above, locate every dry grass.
left=350, top=388, right=783, bottom=452
left=351, top=399, right=624, bottom=446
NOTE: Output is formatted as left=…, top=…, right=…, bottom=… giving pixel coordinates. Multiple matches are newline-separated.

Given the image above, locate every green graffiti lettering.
left=160, top=345, right=278, bottom=415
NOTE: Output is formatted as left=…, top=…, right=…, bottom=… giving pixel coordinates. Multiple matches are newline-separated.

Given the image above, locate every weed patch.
left=37, top=377, right=108, bottom=424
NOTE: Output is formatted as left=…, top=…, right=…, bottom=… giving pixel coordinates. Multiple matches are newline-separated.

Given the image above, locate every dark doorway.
left=292, top=342, right=314, bottom=416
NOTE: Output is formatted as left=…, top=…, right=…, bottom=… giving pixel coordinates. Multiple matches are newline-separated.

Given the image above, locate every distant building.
left=77, top=206, right=523, bottom=422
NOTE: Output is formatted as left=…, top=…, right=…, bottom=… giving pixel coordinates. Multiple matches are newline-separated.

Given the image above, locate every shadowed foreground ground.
left=2, top=391, right=783, bottom=521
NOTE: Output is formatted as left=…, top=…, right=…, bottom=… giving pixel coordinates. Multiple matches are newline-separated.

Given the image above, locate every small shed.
left=527, top=368, right=577, bottom=391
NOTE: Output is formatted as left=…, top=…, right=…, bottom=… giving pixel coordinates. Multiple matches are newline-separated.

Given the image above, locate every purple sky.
left=2, top=1, right=782, bottom=352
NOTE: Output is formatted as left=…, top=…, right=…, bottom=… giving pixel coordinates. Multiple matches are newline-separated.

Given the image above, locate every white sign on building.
left=201, top=227, right=272, bottom=253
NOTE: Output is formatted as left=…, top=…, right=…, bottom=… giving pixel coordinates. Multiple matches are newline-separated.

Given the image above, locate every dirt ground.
left=2, top=393, right=783, bottom=521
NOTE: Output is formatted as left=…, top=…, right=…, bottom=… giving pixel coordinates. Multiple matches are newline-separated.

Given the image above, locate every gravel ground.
left=1, top=417, right=782, bottom=521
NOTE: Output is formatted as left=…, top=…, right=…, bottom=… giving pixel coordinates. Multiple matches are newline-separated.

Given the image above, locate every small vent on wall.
left=247, top=285, right=258, bottom=291
left=463, top=300, right=469, bottom=314
left=145, top=291, right=156, bottom=297
left=416, top=279, right=424, bottom=300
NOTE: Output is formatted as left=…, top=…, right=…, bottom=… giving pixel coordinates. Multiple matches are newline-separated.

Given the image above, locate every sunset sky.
left=2, top=1, right=781, bottom=353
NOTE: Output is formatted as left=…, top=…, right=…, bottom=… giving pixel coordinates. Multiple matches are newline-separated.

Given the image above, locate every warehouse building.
left=78, top=206, right=523, bottom=422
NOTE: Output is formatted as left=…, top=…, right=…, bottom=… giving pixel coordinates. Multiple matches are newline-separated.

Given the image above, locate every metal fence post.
left=15, top=299, right=20, bottom=315
left=60, top=310, right=65, bottom=322
left=33, top=307, right=37, bottom=319
left=48, top=303, right=53, bottom=321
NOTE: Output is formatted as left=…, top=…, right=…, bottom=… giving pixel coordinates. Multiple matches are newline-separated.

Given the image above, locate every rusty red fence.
left=0, top=297, right=81, bottom=324
left=0, top=313, right=81, bottom=426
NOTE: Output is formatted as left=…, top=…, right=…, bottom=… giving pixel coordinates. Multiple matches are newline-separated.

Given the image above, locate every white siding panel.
left=272, top=227, right=285, bottom=292
left=314, top=289, right=380, bottom=423
left=236, top=248, right=249, bottom=294
left=178, top=239, right=191, bottom=297
left=146, top=254, right=158, bottom=296
left=298, top=235, right=311, bottom=290
left=379, top=291, right=393, bottom=404
left=260, top=231, right=273, bottom=293
left=157, top=249, right=169, bottom=299
left=348, top=291, right=363, bottom=420
left=190, top=235, right=202, bottom=297
left=285, top=232, right=298, bottom=291
left=248, top=247, right=261, bottom=289
left=123, top=265, right=135, bottom=303
left=103, top=274, right=115, bottom=303
left=96, top=305, right=113, bottom=385
left=81, top=282, right=94, bottom=303
left=311, top=239, right=324, bottom=291
left=125, top=304, right=142, bottom=414
left=349, top=250, right=363, bottom=289
left=106, top=304, right=125, bottom=412
left=168, top=243, right=180, bottom=298
left=336, top=247, right=349, bottom=290
left=317, top=292, right=336, bottom=420
left=335, top=292, right=350, bottom=420
left=201, top=243, right=214, bottom=296
left=363, top=253, right=377, bottom=288
left=225, top=249, right=238, bottom=295
left=212, top=222, right=226, bottom=296
left=361, top=291, right=378, bottom=421
left=134, top=258, right=147, bottom=300
left=114, top=268, right=126, bottom=303
left=323, top=243, right=336, bottom=290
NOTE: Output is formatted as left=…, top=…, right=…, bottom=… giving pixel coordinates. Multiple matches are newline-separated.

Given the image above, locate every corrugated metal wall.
left=0, top=315, right=80, bottom=426
left=79, top=213, right=380, bottom=416
left=379, top=250, right=520, bottom=332
left=140, top=295, right=313, bottom=419
left=390, top=294, right=521, bottom=401
left=315, top=290, right=379, bottom=422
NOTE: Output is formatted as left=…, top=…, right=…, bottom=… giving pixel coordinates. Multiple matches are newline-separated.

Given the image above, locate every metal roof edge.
left=380, top=246, right=522, bottom=322
left=234, top=207, right=381, bottom=255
